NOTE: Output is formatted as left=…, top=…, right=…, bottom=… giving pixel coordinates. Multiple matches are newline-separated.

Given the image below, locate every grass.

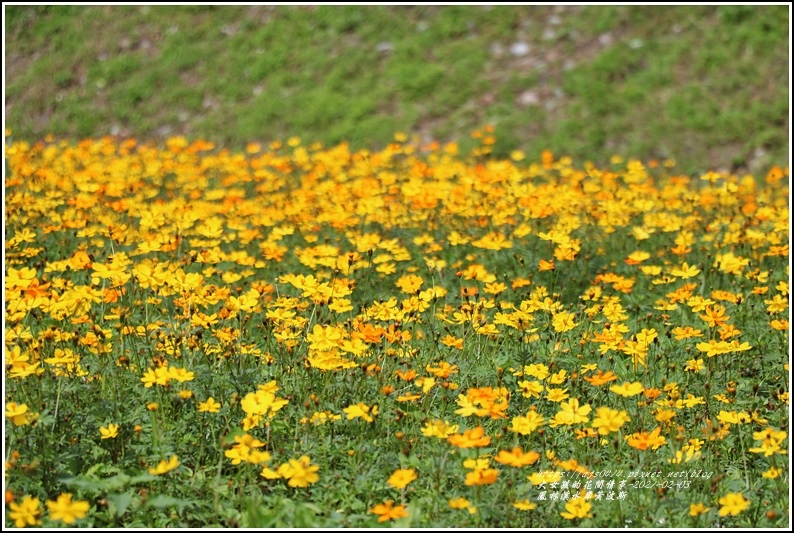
left=4, top=4, right=790, bottom=174
left=3, top=131, right=790, bottom=527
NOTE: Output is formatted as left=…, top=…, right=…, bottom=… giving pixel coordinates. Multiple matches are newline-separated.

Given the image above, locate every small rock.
left=598, top=32, right=613, bottom=46
left=518, top=90, right=539, bottom=107
left=376, top=42, right=394, bottom=53
left=510, top=41, right=530, bottom=57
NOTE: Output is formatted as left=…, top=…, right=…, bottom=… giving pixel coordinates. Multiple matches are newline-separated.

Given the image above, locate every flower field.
left=4, top=130, right=790, bottom=527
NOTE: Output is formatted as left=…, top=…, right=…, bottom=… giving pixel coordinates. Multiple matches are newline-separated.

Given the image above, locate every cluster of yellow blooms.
left=4, top=130, right=788, bottom=526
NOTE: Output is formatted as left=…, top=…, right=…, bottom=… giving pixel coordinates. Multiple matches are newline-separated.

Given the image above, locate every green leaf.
left=145, top=494, right=199, bottom=511
left=59, top=476, right=106, bottom=493
left=107, top=491, right=134, bottom=518
left=128, top=472, right=159, bottom=485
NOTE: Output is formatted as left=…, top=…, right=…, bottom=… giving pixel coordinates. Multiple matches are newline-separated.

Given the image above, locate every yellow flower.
left=395, top=274, right=423, bottom=294
left=387, top=468, right=418, bottom=490
left=517, top=379, right=544, bottom=398
left=548, top=370, right=567, bottom=385
left=610, top=381, right=644, bottom=397
left=669, top=262, right=700, bottom=279
left=9, top=495, right=42, bottom=527
left=448, top=496, right=471, bottom=509
left=260, top=466, right=282, bottom=479
left=240, top=385, right=289, bottom=418
left=716, top=410, right=749, bottom=425
left=99, top=423, right=119, bottom=439
left=524, top=363, right=550, bottom=381
left=528, top=470, right=563, bottom=485
left=462, top=457, right=490, bottom=470
left=560, top=497, right=592, bottom=520
left=224, top=434, right=270, bottom=465
left=749, top=428, right=787, bottom=456
left=343, top=402, right=378, bottom=423
left=689, top=502, right=710, bottom=516
left=508, top=412, right=545, bottom=435
left=684, top=358, right=705, bottom=372
left=513, top=499, right=537, bottom=511
left=141, top=367, right=170, bottom=388
left=277, top=456, right=320, bottom=488
left=591, top=407, right=630, bottom=435
left=198, top=397, right=221, bottom=413
left=46, top=493, right=90, bottom=525
left=655, top=409, right=677, bottom=424
left=449, top=497, right=476, bottom=513
left=545, top=387, right=570, bottom=402
left=762, top=466, right=782, bottom=479
left=552, top=312, right=577, bottom=332
left=549, top=398, right=591, bottom=427
left=5, top=402, right=33, bottom=426
left=420, top=420, right=459, bottom=438
left=718, top=492, right=750, bottom=517
left=148, top=455, right=180, bottom=475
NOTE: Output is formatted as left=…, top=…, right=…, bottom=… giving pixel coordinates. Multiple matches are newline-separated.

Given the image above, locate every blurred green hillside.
left=4, top=4, right=790, bottom=173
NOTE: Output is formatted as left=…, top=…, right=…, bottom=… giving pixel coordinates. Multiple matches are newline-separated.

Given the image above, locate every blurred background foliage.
left=4, top=4, right=789, bottom=173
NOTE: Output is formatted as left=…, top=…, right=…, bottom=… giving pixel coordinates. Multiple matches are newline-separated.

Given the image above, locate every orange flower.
left=583, top=370, right=618, bottom=386
left=465, top=468, right=499, bottom=486
left=699, top=305, right=729, bottom=328
left=494, top=447, right=541, bottom=467
left=447, top=426, right=491, bottom=448
left=426, top=361, right=459, bottom=378
left=370, top=500, right=409, bottom=522
left=439, top=335, right=464, bottom=349
left=627, top=427, right=667, bottom=451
